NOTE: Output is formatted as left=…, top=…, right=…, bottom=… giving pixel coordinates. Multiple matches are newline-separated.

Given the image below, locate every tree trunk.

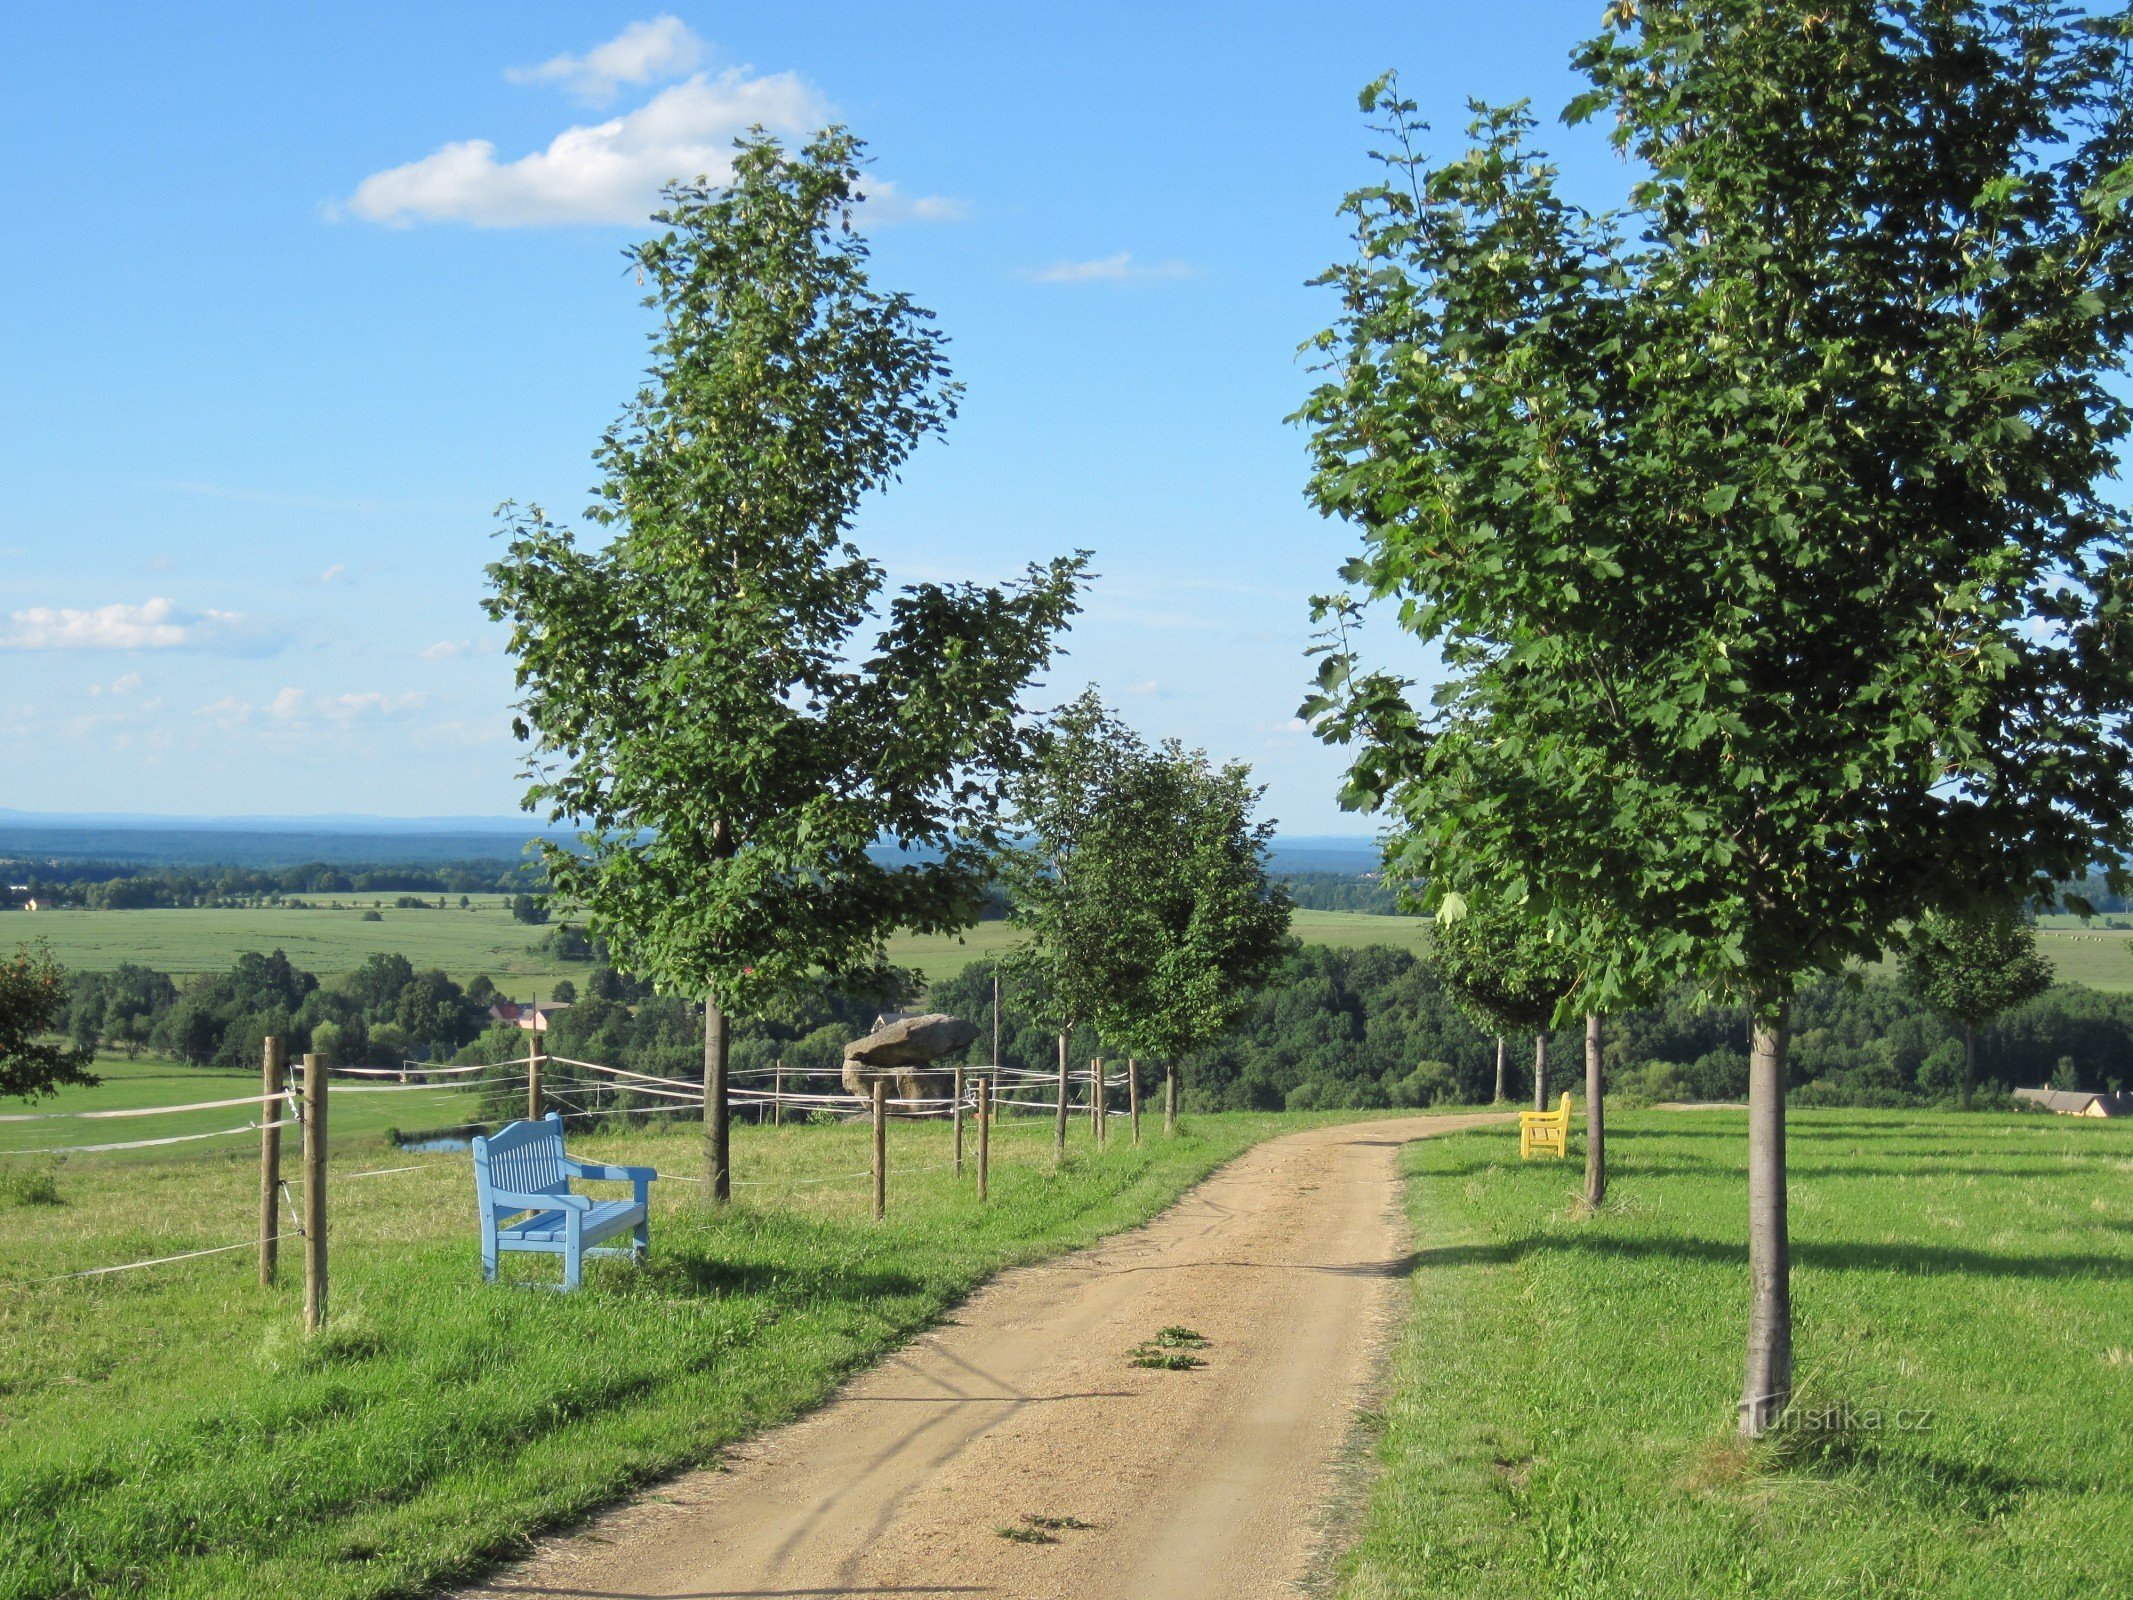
left=1961, top=1020, right=1977, bottom=1109
left=1533, top=1032, right=1548, bottom=1110
left=1164, top=1060, right=1178, bottom=1136
left=1583, top=1012, right=1605, bottom=1210
left=1493, top=1035, right=1507, bottom=1103
left=703, top=993, right=731, bottom=1204
left=1740, top=1000, right=1793, bottom=1439
left=1054, top=1030, right=1069, bottom=1166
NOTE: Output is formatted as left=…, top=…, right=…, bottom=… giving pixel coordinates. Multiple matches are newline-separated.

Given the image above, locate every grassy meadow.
left=0, top=1100, right=1311, bottom=1600
left=1340, top=1110, right=2133, bottom=1599
left=1, top=902, right=1438, bottom=987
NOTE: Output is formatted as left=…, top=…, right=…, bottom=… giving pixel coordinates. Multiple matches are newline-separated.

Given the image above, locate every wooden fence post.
left=977, top=1076, right=990, bottom=1203
left=302, top=1053, right=327, bottom=1332
left=872, top=1079, right=887, bottom=1223
left=259, top=1036, right=284, bottom=1286
left=1165, top=1061, right=1178, bottom=1137
left=527, top=1027, right=543, bottom=1122
left=1094, top=1058, right=1107, bottom=1147
left=1128, top=1056, right=1140, bottom=1147
left=774, top=1058, right=784, bottom=1127
left=954, top=1062, right=967, bottom=1175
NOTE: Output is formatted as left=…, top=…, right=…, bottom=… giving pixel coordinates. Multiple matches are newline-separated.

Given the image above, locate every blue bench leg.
left=482, top=1236, right=498, bottom=1284
left=634, top=1219, right=649, bottom=1265
left=563, top=1245, right=582, bottom=1290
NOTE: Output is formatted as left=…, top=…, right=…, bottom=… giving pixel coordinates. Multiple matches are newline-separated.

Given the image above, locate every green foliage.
left=0, top=944, right=96, bottom=1100
left=1428, top=901, right=1578, bottom=1039
left=1902, top=908, right=2057, bottom=1032
left=1301, top=9, right=2133, bottom=1014
left=998, top=691, right=1293, bottom=1063
left=485, top=128, right=1085, bottom=1018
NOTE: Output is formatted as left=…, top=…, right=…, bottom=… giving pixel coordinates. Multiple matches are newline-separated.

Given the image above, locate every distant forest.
left=63, top=940, right=2133, bottom=1113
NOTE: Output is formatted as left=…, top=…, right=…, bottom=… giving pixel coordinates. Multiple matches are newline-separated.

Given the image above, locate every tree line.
left=1, top=859, right=542, bottom=909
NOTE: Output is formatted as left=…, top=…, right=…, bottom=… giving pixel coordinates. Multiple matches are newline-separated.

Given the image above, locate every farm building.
left=2013, top=1087, right=2133, bottom=1118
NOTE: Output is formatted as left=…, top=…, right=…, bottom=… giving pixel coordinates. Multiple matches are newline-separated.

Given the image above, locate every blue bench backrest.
left=474, top=1113, right=569, bottom=1206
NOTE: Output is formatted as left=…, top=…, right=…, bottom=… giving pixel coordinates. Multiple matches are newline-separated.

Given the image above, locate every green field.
left=1, top=904, right=1435, bottom=987
left=0, top=1103, right=1315, bottom=1600
left=1339, top=1110, right=2133, bottom=1599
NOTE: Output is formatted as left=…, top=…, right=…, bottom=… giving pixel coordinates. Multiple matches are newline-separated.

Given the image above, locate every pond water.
left=399, top=1136, right=471, bottom=1153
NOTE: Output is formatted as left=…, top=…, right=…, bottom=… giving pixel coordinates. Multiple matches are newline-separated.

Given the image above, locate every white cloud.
left=197, top=688, right=427, bottom=731
left=87, top=672, right=145, bottom=697
left=1023, top=253, right=1200, bottom=286
left=508, top=15, right=705, bottom=105
left=318, top=564, right=348, bottom=585
left=0, top=598, right=251, bottom=652
left=419, top=637, right=497, bottom=661
left=341, top=52, right=962, bottom=229
left=342, top=70, right=824, bottom=227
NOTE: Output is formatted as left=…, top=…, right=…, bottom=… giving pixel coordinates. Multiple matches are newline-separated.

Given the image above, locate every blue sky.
left=0, top=3, right=1623, bottom=832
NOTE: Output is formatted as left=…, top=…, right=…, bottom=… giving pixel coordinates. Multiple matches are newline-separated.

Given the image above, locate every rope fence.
left=5, top=1041, right=1156, bottom=1309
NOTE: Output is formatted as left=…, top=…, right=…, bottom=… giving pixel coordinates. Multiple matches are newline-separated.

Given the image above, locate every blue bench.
left=472, top=1112, right=658, bottom=1289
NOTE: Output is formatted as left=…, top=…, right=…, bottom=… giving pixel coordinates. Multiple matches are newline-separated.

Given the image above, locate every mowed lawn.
left=0, top=1106, right=1308, bottom=1600
left=1342, top=1110, right=2133, bottom=1599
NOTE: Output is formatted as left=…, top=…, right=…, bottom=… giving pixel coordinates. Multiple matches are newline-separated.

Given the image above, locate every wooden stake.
left=302, top=1052, right=327, bottom=1332
left=1165, top=1060, right=1177, bottom=1137
left=977, top=1075, right=991, bottom=1203
left=1054, top=1031, right=1068, bottom=1166
left=1093, top=1058, right=1106, bottom=1146
left=872, top=1078, right=888, bottom=1222
left=1128, top=1056, right=1140, bottom=1147
left=774, top=1058, right=784, bottom=1127
left=954, top=1061, right=966, bottom=1176
left=527, top=1026, right=543, bottom=1122
left=259, top=1036, right=284, bottom=1286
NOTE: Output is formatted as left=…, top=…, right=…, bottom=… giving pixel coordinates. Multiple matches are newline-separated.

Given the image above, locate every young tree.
left=1, top=945, right=97, bottom=1099
left=1093, top=740, right=1296, bottom=1136
left=1901, top=907, right=2056, bottom=1106
left=488, top=129, right=1086, bottom=1197
left=1426, top=904, right=1576, bottom=1110
left=995, top=692, right=1147, bottom=1162
left=1301, top=7, right=2133, bottom=1436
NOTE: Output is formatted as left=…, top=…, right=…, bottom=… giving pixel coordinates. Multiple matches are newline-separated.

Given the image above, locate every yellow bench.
left=1519, top=1092, right=1574, bottom=1160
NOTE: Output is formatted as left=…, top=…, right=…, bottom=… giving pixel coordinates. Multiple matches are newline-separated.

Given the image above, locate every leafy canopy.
left=1300, top=4, right=2133, bottom=1014
left=1, top=945, right=96, bottom=1100
left=1428, top=902, right=1579, bottom=1039
left=486, top=129, right=1086, bottom=1014
left=1091, top=737, right=1295, bottom=1063
left=1900, top=906, right=2056, bottom=1032
left=998, top=691, right=1293, bottom=1057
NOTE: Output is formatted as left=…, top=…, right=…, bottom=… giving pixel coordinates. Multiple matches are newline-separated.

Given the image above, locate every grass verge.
left=1337, top=1109, right=2133, bottom=1599
left=0, top=1109, right=1301, bottom=1599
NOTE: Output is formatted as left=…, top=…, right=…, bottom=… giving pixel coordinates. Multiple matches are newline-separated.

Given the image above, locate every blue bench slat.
left=472, top=1113, right=658, bottom=1289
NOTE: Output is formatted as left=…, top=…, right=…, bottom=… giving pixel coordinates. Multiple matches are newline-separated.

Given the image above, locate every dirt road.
left=467, top=1112, right=1507, bottom=1600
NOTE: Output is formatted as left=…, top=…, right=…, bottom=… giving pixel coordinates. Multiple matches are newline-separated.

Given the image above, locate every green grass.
left=5, top=898, right=574, bottom=990
left=8, top=904, right=1434, bottom=987
left=0, top=1055, right=473, bottom=1160
left=0, top=1105, right=1310, bottom=1599
left=1339, top=1109, right=2133, bottom=1599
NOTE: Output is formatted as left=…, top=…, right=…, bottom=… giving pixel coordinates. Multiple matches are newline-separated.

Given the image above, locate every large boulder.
left=841, top=1012, right=978, bottom=1107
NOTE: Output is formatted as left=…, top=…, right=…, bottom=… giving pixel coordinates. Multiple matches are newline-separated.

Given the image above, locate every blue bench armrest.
left=489, top=1187, right=591, bottom=1213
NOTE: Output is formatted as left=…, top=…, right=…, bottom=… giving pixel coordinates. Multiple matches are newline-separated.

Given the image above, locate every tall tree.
left=1, top=945, right=97, bottom=1100
left=1426, top=903, right=1576, bottom=1109
left=488, top=129, right=1086, bottom=1197
left=995, top=691, right=1146, bottom=1162
left=1901, top=907, right=2056, bottom=1106
left=1093, top=739, right=1296, bottom=1135
left=1301, top=6, right=2133, bottom=1436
